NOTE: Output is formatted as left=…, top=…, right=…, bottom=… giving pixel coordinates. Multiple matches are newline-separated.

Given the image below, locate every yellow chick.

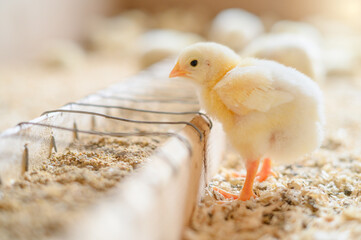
left=139, top=29, right=203, bottom=67
left=270, top=20, right=322, bottom=44
left=241, top=34, right=325, bottom=83
left=208, top=8, right=264, bottom=52
left=169, top=42, right=324, bottom=201
left=88, top=11, right=147, bottom=56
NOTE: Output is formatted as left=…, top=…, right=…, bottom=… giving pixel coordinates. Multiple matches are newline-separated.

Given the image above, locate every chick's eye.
left=190, top=60, right=198, bottom=67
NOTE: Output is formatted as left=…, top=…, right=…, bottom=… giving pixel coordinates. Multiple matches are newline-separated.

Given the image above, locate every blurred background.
left=0, top=0, right=360, bottom=132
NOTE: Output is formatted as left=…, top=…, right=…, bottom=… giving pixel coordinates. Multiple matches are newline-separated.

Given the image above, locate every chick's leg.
left=228, top=158, right=277, bottom=182
left=239, top=159, right=260, bottom=201
left=256, top=158, right=277, bottom=182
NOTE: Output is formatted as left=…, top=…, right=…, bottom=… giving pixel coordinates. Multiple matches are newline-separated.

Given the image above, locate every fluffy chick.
left=270, top=20, right=322, bottom=44
left=241, top=34, right=325, bottom=83
left=88, top=11, right=147, bottom=56
left=139, top=29, right=203, bottom=67
left=208, top=9, right=264, bottom=52
left=169, top=42, right=324, bottom=201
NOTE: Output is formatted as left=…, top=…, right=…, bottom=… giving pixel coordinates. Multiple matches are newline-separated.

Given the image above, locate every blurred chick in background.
left=241, top=34, right=325, bottom=83
left=170, top=42, right=324, bottom=201
left=88, top=10, right=148, bottom=57
left=270, top=20, right=323, bottom=44
left=208, top=8, right=264, bottom=52
left=138, top=29, right=203, bottom=67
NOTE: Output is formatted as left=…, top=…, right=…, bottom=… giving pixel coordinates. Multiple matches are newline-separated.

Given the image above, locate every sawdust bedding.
left=185, top=76, right=361, bottom=240
left=0, top=135, right=165, bottom=240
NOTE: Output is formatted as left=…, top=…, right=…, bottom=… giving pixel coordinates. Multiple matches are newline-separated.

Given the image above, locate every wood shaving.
left=0, top=136, right=165, bottom=240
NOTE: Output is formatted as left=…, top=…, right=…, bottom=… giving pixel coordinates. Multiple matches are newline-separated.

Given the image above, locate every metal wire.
left=96, top=93, right=198, bottom=104
left=65, top=102, right=213, bottom=129
left=16, top=122, right=192, bottom=156
left=41, top=109, right=204, bottom=141
left=106, top=90, right=198, bottom=101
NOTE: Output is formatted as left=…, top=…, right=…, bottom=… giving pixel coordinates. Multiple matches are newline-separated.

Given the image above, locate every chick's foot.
left=212, top=186, right=239, bottom=200
left=213, top=160, right=260, bottom=201
left=229, top=171, right=246, bottom=178
left=256, top=158, right=277, bottom=182
left=239, top=190, right=256, bottom=201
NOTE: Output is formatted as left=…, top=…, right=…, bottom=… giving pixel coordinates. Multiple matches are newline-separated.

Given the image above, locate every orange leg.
left=256, top=158, right=277, bottom=182
left=239, top=160, right=260, bottom=201
left=213, top=160, right=260, bottom=201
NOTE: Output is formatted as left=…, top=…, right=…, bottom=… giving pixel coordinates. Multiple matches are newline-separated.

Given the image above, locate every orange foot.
left=230, top=172, right=246, bottom=178
left=239, top=189, right=256, bottom=201
left=256, top=158, right=277, bottom=182
left=212, top=160, right=260, bottom=201
left=212, top=186, right=239, bottom=200
left=212, top=186, right=257, bottom=201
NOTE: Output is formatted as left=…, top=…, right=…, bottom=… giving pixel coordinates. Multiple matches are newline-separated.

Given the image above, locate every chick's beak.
left=169, top=62, right=189, bottom=78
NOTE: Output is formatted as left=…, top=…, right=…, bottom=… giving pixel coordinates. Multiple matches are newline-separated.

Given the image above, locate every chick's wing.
left=214, top=65, right=294, bottom=115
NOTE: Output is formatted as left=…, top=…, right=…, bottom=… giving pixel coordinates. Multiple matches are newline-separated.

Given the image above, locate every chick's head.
left=169, top=42, right=240, bottom=87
